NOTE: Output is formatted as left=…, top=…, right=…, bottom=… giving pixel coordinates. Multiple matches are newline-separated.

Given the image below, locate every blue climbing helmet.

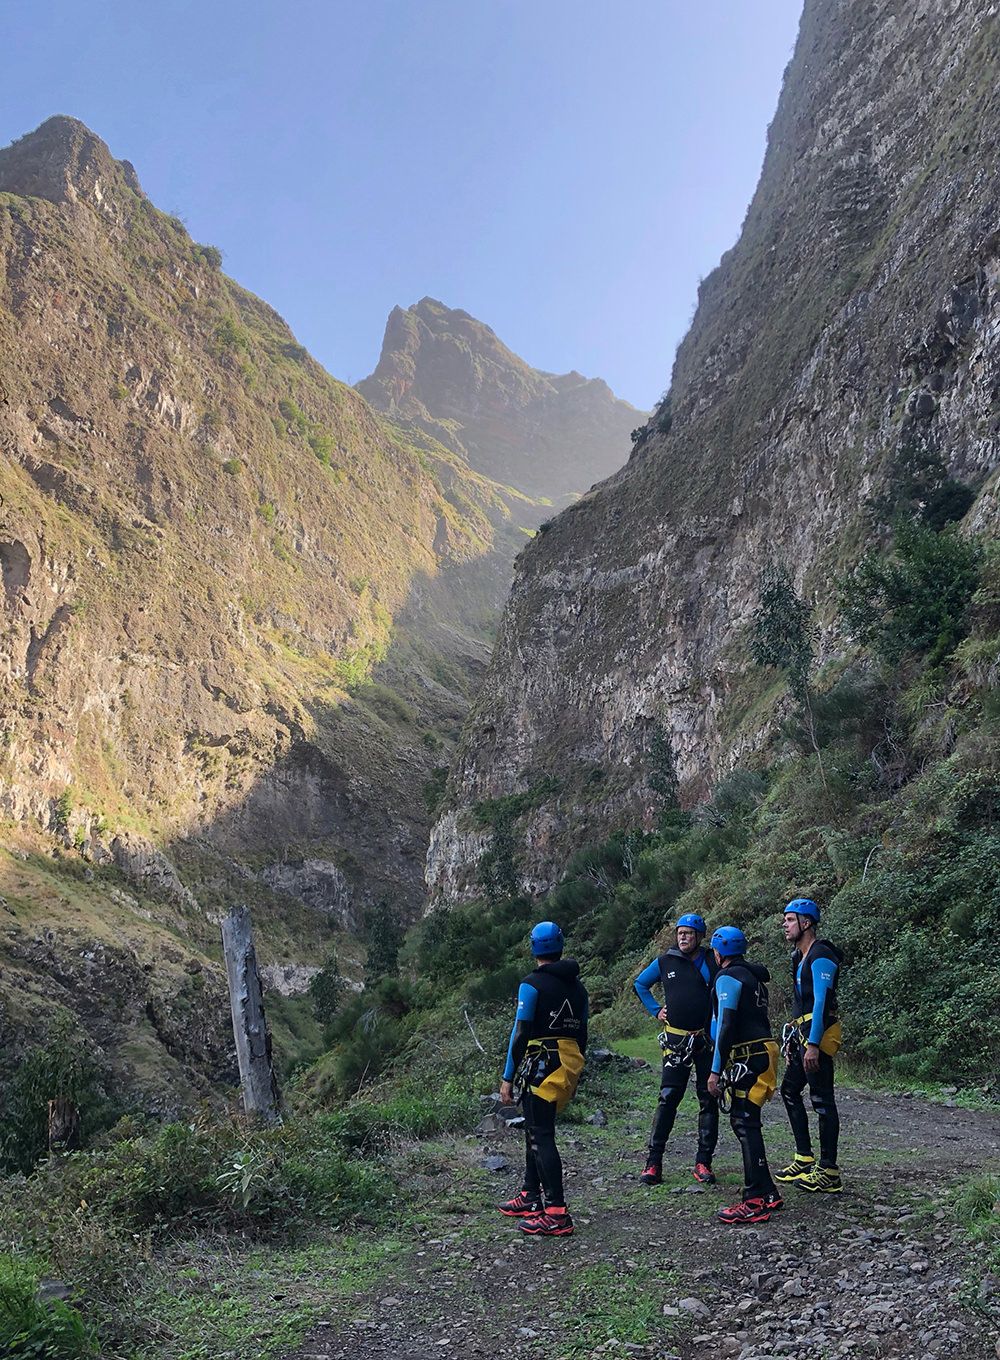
left=676, top=913, right=707, bottom=936
left=785, top=897, right=820, bottom=924
left=530, top=921, right=565, bottom=957
left=710, top=926, right=747, bottom=958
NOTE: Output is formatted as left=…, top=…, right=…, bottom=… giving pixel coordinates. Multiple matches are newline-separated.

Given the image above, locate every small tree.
left=309, top=948, right=343, bottom=1028
left=365, top=900, right=402, bottom=983
left=750, top=563, right=826, bottom=786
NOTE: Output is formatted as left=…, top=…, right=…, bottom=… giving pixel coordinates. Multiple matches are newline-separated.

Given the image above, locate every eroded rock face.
left=428, top=0, right=1000, bottom=903
left=358, top=298, right=643, bottom=502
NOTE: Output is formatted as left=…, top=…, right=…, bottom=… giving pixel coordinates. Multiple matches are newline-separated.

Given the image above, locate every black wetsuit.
left=504, top=959, right=589, bottom=1207
left=781, top=939, right=843, bottom=1168
left=711, top=960, right=779, bottom=1200
left=634, top=947, right=719, bottom=1167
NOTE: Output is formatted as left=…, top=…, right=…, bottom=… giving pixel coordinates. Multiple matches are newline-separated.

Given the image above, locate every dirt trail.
left=287, top=1075, right=1000, bottom=1360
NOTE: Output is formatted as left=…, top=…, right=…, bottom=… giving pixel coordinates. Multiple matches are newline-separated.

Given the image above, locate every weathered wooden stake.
left=221, top=904, right=281, bottom=1123
left=48, top=1096, right=80, bottom=1153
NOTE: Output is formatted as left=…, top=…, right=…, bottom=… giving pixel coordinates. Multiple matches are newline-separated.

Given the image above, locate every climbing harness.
left=657, top=1025, right=699, bottom=1068
left=718, top=1037, right=774, bottom=1110
left=512, top=1038, right=554, bottom=1103
left=781, top=1020, right=801, bottom=1062
left=717, top=1059, right=750, bottom=1113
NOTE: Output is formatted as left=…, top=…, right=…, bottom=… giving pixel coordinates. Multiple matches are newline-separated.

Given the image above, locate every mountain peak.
left=0, top=115, right=143, bottom=210
left=358, top=299, right=643, bottom=501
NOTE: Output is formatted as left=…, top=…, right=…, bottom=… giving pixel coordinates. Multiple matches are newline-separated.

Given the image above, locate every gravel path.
left=286, top=1075, right=1000, bottom=1360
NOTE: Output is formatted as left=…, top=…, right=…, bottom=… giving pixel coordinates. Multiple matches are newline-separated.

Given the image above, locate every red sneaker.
left=639, top=1162, right=663, bottom=1185
left=763, top=1190, right=784, bottom=1212
left=497, top=1190, right=543, bottom=1217
left=717, top=1197, right=771, bottom=1225
left=519, top=1206, right=574, bottom=1236
left=693, top=1162, right=717, bottom=1184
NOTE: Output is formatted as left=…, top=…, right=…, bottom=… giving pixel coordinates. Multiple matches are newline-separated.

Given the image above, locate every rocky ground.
left=284, top=1066, right=1000, bottom=1360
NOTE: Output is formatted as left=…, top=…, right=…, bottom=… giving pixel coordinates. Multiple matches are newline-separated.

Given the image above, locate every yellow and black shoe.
left=799, top=1164, right=843, bottom=1194
left=774, top=1154, right=816, bottom=1183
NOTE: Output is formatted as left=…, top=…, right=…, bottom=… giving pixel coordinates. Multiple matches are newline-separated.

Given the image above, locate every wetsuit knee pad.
left=809, top=1091, right=836, bottom=1117
left=729, top=1104, right=759, bottom=1137
left=780, top=1077, right=803, bottom=1106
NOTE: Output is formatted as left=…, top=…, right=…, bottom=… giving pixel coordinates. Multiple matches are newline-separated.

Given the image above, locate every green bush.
left=308, top=430, right=334, bottom=465
left=277, top=398, right=309, bottom=437
left=214, top=316, right=250, bottom=353
left=309, top=949, right=343, bottom=1028
left=195, top=243, right=223, bottom=269
left=0, top=1022, right=119, bottom=1174
left=0, top=1254, right=95, bottom=1358
left=841, top=518, right=982, bottom=665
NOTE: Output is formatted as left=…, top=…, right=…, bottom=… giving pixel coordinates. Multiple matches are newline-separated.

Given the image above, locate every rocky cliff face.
left=358, top=297, right=643, bottom=502
left=428, top=0, right=1000, bottom=903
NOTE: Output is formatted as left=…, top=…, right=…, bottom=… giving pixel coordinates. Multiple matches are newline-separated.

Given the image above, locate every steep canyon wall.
left=428, top=0, right=1000, bottom=902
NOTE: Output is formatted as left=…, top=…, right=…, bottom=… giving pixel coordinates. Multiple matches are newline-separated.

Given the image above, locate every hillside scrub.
left=0, top=1087, right=478, bottom=1356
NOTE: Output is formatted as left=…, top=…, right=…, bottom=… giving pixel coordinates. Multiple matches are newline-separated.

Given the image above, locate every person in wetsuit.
left=633, top=912, right=719, bottom=1185
left=775, top=897, right=844, bottom=1194
left=497, top=921, right=589, bottom=1237
left=706, top=926, right=781, bottom=1225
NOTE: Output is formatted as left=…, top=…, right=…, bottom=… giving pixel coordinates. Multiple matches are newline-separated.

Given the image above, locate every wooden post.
left=221, top=905, right=281, bottom=1123
left=48, top=1096, right=79, bottom=1153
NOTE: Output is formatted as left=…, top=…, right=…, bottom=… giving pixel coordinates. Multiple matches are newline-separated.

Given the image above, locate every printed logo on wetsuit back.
left=548, top=998, right=581, bottom=1031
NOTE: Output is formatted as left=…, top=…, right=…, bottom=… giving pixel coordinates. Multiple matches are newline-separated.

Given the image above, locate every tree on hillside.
left=750, top=563, right=826, bottom=787
left=365, top=900, right=402, bottom=984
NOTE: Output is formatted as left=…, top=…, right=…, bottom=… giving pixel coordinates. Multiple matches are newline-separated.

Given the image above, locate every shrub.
left=422, top=765, right=448, bottom=815
left=840, top=518, right=982, bottom=665
left=0, top=1022, right=118, bottom=1174
left=214, top=316, right=250, bottom=353
left=52, top=789, right=73, bottom=835
left=221, top=457, right=243, bottom=475
left=309, top=950, right=343, bottom=1028
left=308, top=430, right=334, bottom=465
left=195, top=243, right=223, bottom=269
left=365, top=901, right=402, bottom=982
left=278, top=398, right=308, bottom=437
left=0, top=1254, right=95, bottom=1358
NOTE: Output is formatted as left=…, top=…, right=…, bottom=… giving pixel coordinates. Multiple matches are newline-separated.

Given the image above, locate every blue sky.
left=2, top=1, right=803, bottom=409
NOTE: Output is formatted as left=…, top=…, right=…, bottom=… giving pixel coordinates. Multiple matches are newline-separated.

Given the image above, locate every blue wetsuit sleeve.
left=711, top=974, right=743, bottom=1074
left=503, top=983, right=537, bottom=1080
left=808, top=958, right=838, bottom=1045
left=633, top=960, right=661, bottom=1017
